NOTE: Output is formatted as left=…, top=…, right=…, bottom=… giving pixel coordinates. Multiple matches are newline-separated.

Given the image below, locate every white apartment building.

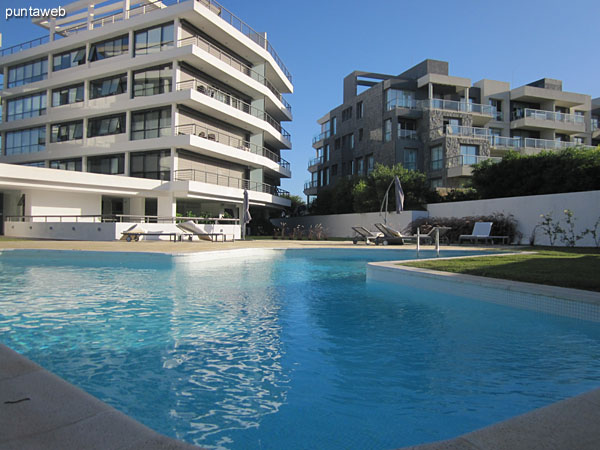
left=0, top=0, right=293, bottom=240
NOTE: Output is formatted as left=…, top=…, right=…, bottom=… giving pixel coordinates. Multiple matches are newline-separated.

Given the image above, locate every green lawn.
left=403, top=247, right=600, bottom=292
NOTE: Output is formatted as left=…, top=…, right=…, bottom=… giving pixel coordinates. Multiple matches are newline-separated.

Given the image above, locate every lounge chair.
left=373, top=223, right=416, bottom=245
left=351, top=226, right=381, bottom=245
left=120, top=224, right=147, bottom=241
left=459, top=222, right=508, bottom=244
left=176, top=220, right=225, bottom=242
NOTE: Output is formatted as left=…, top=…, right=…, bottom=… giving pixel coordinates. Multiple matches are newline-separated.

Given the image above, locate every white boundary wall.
left=271, top=210, right=429, bottom=238
left=427, top=190, right=600, bottom=246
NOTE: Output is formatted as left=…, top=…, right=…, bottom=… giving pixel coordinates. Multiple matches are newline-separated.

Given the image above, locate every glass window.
left=331, top=117, right=337, bottom=135
left=431, top=178, right=443, bottom=188
left=133, top=64, right=172, bottom=97
left=50, top=158, right=82, bottom=171
left=384, top=119, right=392, bottom=142
left=51, top=121, right=83, bottom=142
left=7, top=92, right=47, bottom=121
left=324, top=167, right=330, bottom=185
left=324, top=144, right=329, bottom=162
left=359, top=128, right=364, bottom=141
left=6, top=127, right=46, bottom=155
left=89, top=35, right=129, bottom=62
left=88, top=114, right=126, bottom=137
left=52, top=84, right=84, bottom=107
left=357, top=101, right=363, bottom=119
left=342, top=107, right=352, bottom=122
left=90, top=74, right=127, bottom=99
left=431, top=145, right=443, bottom=170
left=7, top=58, right=48, bottom=87
left=87, top=154, right=125, bottom=175
left=134, top=23, right=174, bottom=56
left=366, top=154, right=374, bottom=174
left=404, top=149, right=417, bottom=171
left=386, top=89, right=415, bottom=110
left=357, top=157, right=364, bottom=175
left=131, top=108, right=171, bottom=140
left=130, top=150, right=171, bottom=180
left=53, top=48, right=86, bottom=71
left=460, top=144, right=478, bottom=165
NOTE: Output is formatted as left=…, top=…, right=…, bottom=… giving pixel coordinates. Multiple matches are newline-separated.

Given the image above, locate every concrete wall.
left=271, top=210, right=429, bottom=238
left=427, top=190, right=600, bottom=246
left=25, top=190, right=102, bottom=219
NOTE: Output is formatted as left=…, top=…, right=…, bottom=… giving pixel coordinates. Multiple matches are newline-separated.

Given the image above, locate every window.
left=7, top=58, right=48, bottom=87
left=334, top=138, right=341, bottom=150
left=52, top=84, right=84, bottom=107
left=386, top=89, right=415, bottom=110
left=50, top=158, right=82, bottom=171
left=366, top=154, right=374, bottom=174
left=324, top=144, right=329, bottom=162
left=90, top=74, right=127, bottom=99
left=5, top=127, right=46, bottom=155
left=20, top=161, right=45, bottom=167
left=574, top=136, right=584, bottom=145
left=324, top=167, right=330, bottom=185
left=431, top=145, right=443, bottom=170
left=460, top=144, right=478, bottom=165
left=331, top=117, right=337, bottom=135
left=351, top=160, right=355, bottom=175
left=359, top=128, right=364, bottom=142
left=489, top=98, right=502, bottom=121
left=131, top=107, right=171, bottom=140
left=384, top=119, right=392, bottom=142
left=87, top=154, right=125, bottom=175
left=51, top=121, right=83, bottom=142
left=489, top=128, right=502, bottom=137
left=357, top=157, right=364, bottom=175
left=404, top=149, right=417, bottom=171
left=87, top=114, right=126, bottom=138
left=398, top=119, right=417, bottom=139
left=342, top=133, right=354, bottom=150
left=89, top=35, right=129, bottom=62
left=331, top=164, right=338, bottom=176
left=357, top=101, right=363, bottom=119
left=7, top=92, right=47, bottom=121
left=135, top=23, right=174, bottom=55
left=130, top=150, right=171, bottom=180
left=133, top=64, right=172, bottom=97
left=574, top=111, right=585, bottom=124
left=430, top=178, right=443, bottom=189
left=53, top=48, right=86, bottom=71
left=342, top=107, right=352, bottom=122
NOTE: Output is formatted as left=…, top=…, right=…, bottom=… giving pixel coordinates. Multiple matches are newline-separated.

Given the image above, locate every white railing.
left=447, top=155, right=501, bottom=167
left=420, top=99, right=495, bottom=116
left=445, top=125, right=490, bottom=137
left=488, top=136, right=521, bottom=149
left=5, top=214, right=240, bottom=224
left=523, top=138, right=592, bottom=150
left=512, top=108, right=585, bottom=125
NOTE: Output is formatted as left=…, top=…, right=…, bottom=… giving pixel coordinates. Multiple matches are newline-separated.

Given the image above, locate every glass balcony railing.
left=312, top=130, right=331, bottom=144
left=592, top=118, right=599, bottom=130
left=398, top=129, right=418, bottom=140
left=420, top=99, right=496, bottom=117
left=308, top=156, right=323, bottom=168
left=304, top=180, right=318, bottom=190
left=511, top=108, right=585, bottom=125
left=447, top=155, right=501, bottom=168
left=522, top=138, right=592, bottom=150
left=177, top=79, right=291, bottom=141
left=386, top=98, right=418, bottom=110
left=488, top=136, right=521, bottom=149
left=445, top=125, right=490, bottom=137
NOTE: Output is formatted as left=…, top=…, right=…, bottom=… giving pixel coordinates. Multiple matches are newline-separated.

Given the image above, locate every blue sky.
left=1, top=0, right=599, bottom=197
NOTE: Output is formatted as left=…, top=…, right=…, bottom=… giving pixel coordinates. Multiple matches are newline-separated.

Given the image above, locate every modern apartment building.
left=305, top=59, right=598, bottom=200
left=0, top=0, right=292, bottom=239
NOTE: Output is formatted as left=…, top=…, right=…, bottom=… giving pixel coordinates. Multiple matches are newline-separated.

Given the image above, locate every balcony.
left=303, top=180, right=318, bottom=195
left=174, top=168, right=289, bottom=197
left=178, top=35, right=291, bottom=114
left=420, top=99, right=495, bottom=125
left=522, top=138, right=594, bottom=152
left=177, top=79, right=291, bottom=141
left=446, top=155, right=501, bottom=178
left=511, top=108, right=585, bottom=134
left=445, top=125, right=490, bottom=137
left=488, top=136, right=521, bottom=150
left=398, top=129, right=418, bottom=140
left=312, top=130, right=331, bottom=145
left=175, top=123, right=290, bottom=173
left=307, top=156, right=323, bottom=170
left=592, top=118, right=600, bottom=139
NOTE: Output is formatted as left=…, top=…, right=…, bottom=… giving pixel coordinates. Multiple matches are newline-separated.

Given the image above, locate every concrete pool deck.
left=1, top=239, right=599, bottom=449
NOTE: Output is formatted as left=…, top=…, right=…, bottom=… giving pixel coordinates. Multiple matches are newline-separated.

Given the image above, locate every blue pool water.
left=1, top=248, right=599, bottom=449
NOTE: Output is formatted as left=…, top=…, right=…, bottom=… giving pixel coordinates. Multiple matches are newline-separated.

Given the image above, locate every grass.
left=403, top=247, right=600, bottom=292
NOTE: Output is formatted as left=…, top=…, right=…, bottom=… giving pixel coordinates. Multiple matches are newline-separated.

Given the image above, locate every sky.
left=1, top=0, right=599, bottom=197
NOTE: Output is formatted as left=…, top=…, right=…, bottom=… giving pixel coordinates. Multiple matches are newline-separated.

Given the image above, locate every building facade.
left=305, top=59, right=598, bottom=200
left=0, top=0, right=292, bottom=238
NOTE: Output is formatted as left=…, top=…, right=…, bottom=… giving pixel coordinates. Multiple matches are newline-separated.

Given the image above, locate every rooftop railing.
left=308, top=156, right=323, bottom=167
left=312, top=130, right=330, bottom=144
left=178, top=35, right=291, bottom=113
left=420, top=99, right=496, bottom=117
left=177, top=79, right=291, bottom=141
left=1, top=0, right=293, bottom=84
left=175, top=123, right=290, bottom=170
left=174, top=168, right=289, bottom=197
left=447, top=155, right=501, bottom=168
left=511, top=108, right=585, bottom=125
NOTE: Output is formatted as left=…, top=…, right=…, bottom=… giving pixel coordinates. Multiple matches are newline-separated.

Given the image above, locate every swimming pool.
left=1, top=248, right=599, bottom=449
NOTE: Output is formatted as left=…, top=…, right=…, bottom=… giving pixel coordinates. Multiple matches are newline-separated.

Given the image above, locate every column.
left=124, top=151, right=130, bottom=176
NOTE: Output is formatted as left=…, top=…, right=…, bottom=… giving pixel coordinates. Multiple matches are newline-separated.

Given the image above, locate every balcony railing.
left=447, top=155, right=501, bottom=168
left=511, top=108, right=585, bottom=125
left=312, top=130, right=331, bottom=144
left=177, top=79, right=291, bottom=141
left=398, top=129, right=418, bottom=140
left=308, top=156, right=323, bottom=167
left=304, top=180, right=318, bottom=190
left=175, top=123, right=290, bottom=170
left=1, top=0, right=293, bottom=85
left=420, top=99, right=496, bottom=117
left=174, top=169, right=289, bottom=197
left=522, top=138, right=592, bottom=150
left=445, top=125, right=490, bottom=137
left=593, top=118, right=599, bottom=130
left=386, top=98, right=418, bottom=110
left=488, top=136, right=521, bottom=149
left=178, top=35, right=291, bottom=113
